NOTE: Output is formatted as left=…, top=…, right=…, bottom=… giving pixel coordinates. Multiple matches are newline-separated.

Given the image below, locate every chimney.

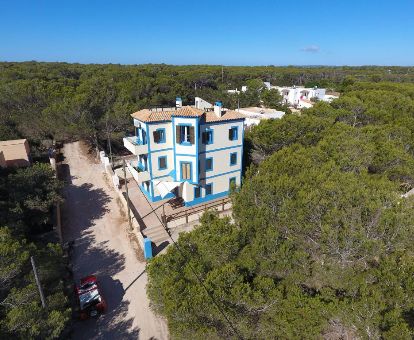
left=176, top=96, right=182, bottom=108
left=214, top=101, right=223, bottom=117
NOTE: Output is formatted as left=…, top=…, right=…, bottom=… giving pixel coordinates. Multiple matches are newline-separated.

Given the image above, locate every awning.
left=153, top=180, right=181, bottom=198
left=182, top=181, right=192, bottom=202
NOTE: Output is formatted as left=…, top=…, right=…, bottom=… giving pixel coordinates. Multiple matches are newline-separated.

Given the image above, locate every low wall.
left=99, top=150, right=145, bottom=250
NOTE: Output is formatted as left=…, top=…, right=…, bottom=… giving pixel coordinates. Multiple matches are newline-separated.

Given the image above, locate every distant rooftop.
left=237, top=107, right=285, bottom=119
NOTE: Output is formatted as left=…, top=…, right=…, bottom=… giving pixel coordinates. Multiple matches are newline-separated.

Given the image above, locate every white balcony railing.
left=127, top=162, right=150, bottom=184
left=123, top=137, right=148, bottom=156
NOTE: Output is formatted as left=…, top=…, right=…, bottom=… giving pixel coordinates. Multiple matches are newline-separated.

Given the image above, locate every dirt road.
left=61, top=141, right=168, bottom=339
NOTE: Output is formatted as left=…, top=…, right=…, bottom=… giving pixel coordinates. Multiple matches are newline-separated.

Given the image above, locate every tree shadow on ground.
left=72, top=275, right=140, bottom=340
left=61, top=163, right=140, bottom=339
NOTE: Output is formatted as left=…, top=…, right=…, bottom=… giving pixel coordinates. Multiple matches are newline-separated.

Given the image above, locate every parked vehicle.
left=75, top=275, right=106, bottom=319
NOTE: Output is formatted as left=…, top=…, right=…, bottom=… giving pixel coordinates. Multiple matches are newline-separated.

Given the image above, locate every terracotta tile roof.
left=204, top=110, right=245, bottom=122
left=131, top=106, right=245, bottom=123
left=174, top=106, right=204, bottom=117
left=131, top=109, right=174, bottom=122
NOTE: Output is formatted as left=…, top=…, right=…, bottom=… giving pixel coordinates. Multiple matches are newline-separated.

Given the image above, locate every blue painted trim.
left=241, top=121, right=245, bottom=176
left=200, top=144, right=242, bottom=154
left=144, top=238, right=152, bottom=259
left=205, top=182, right=213, bottom=196
left=140, top=182, right=151, bottom=198
left=146, top=124, right=154, bottom=198
left=172, top=116, right=177, bottom=181
left=206, top=157, right=213, bottom=172
left=179, top=161, right=192, bottom=182
left=168, top=169, right=176, bottom=179
left=177, top=123, right=192, bottom=145
left=203, top=127, right=214, bottom=145
left=152, top=174, right=172, bottom=180
left=150, top=147, right=173, bottom=154
left=200, top=119, right=244, bottom=127
left=200, top=169, right=240, bottom=181
left=195, top=117, right=200, bottom=184
left=158, top=155, right=167, bottom=170
left=150, top=192, right=175, bottom=202
left=185, top=190, right=229, bottom=207
left=194, top=186, right=201, bottom=199
left=176, top=153, right=197, bottom=157
left=230, top=126, right=238, bottom=141
left=156, top=128, right=166, bottom=144
left=230, top=152, right=238, bottom=166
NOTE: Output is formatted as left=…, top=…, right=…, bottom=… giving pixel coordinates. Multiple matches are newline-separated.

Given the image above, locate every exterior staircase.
left=142, top=224, right=170, bottom=245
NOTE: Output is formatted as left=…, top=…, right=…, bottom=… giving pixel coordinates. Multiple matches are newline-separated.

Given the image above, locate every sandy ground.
left=61, top=141, right=169, bottom=340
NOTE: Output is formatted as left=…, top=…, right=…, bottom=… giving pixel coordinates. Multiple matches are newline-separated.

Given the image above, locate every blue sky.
left=0, top=0, right=413, bottom=66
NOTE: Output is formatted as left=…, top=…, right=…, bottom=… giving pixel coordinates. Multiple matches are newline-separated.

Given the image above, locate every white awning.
left=182, top=181, right=193, bottom=202
left=153, top=180, right=181, bottom=198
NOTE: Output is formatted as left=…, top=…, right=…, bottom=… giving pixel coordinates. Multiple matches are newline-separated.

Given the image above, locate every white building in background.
left=123, top=99, right=245, bottom=206
left=236, top=107, right=285, bottom=127
left=272, top=85, right=326, bottom=108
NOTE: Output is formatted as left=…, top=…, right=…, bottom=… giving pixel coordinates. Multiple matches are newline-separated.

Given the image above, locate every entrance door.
left=180, top=162, right=192, bottom=181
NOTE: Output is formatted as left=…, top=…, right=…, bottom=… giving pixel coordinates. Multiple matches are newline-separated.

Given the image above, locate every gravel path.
left=61, top=141, right=168, bottom=340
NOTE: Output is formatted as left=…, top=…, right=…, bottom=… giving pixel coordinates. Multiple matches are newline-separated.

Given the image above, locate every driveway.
left=61, top=141, right=168, bottom=339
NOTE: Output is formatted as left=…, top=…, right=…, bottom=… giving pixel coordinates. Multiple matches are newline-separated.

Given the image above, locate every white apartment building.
left=273, top=85, right=326, bottom=108
left=123, top=99, right=245, bottom=206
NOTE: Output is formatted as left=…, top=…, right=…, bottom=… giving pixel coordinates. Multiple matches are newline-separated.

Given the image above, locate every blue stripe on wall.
left=199, top=169, right=240, bottom=181
left=200, top=144, right=243, bottom=154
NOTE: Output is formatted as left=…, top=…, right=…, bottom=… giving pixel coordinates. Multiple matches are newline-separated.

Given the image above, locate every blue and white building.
left=123, top=98, right=245, bottom=206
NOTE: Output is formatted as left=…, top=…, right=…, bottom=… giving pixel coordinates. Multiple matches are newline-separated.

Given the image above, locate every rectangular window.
left=181, top=162, right=192, bottom=180
left=176, top=125, right=195, bottom=144
left=230, top=152, right=237, bottom=166
left=228, top=126, right=238, bottom=141
left=202, top=129, right=213, bottom=144
left=194, top=186, right=201, bottom=198
left=205, top=183, right=212, bottom=196
left=153, top=128, right=166, bottom=144
left=158, top=156, right=167, bottom=170
left=229, top=177, right=236, bottom=189
left=206, top=157, right=213, bottom=172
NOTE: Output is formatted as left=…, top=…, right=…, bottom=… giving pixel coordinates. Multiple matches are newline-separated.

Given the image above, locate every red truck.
left=75, top=275, right=107, bottom=319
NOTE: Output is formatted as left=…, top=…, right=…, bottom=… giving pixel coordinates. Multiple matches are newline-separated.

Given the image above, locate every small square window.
left=230, top=152, right=237, bottom=166
left=229, top=127, right=238, bottom=141
left=158, top=156, right=167, bottom=170
left=203, top=129, right=214, bottom=144
left=194, top=187, right=201, bottom=198
left=206, top=157, right=213, bottom=171
left=158, top=129, right=165, bottom=143
left=205, top=183, right=213, bottom=196
left=154, top=128, right=166, bottom=144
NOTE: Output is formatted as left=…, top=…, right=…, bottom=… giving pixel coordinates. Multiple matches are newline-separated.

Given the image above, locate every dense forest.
left=2, top=62, right=414, bottom=339
left=147, top=81, right=414, bottom=339
left=1, top=62, right=414, bottom=154
left=0, top=164, right=70, bottom=338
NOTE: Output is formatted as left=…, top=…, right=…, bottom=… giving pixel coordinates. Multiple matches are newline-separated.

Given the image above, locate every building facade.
left=273, top=85, right=326, bottom=108
left=123, top=100, right=245, bottom=206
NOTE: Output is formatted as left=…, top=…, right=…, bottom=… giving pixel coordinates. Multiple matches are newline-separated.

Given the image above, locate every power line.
left=140, top=192, right=243, bottom=339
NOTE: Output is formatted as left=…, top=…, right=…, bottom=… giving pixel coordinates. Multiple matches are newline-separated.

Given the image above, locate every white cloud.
left=300, top=45, right=320, bottom=53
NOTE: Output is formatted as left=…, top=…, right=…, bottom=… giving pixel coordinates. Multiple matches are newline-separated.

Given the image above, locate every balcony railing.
left=127, top=161, right=150, bottom=184
left=123, top=136, right=148, bottom=156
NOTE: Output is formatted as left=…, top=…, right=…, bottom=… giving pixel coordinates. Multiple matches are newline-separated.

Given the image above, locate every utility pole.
left=105, top=116, right=113, bottom=168
left=222, top=65, right=224, bottom=82
left=123, top=159, right=133, bottom=230
left=31, top=256, right=47, bottom=309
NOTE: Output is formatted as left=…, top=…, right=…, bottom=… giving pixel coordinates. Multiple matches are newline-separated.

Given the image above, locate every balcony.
left=127, top=161, right=150, bottom=184
left=123, top=136, right=148, bottom=156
